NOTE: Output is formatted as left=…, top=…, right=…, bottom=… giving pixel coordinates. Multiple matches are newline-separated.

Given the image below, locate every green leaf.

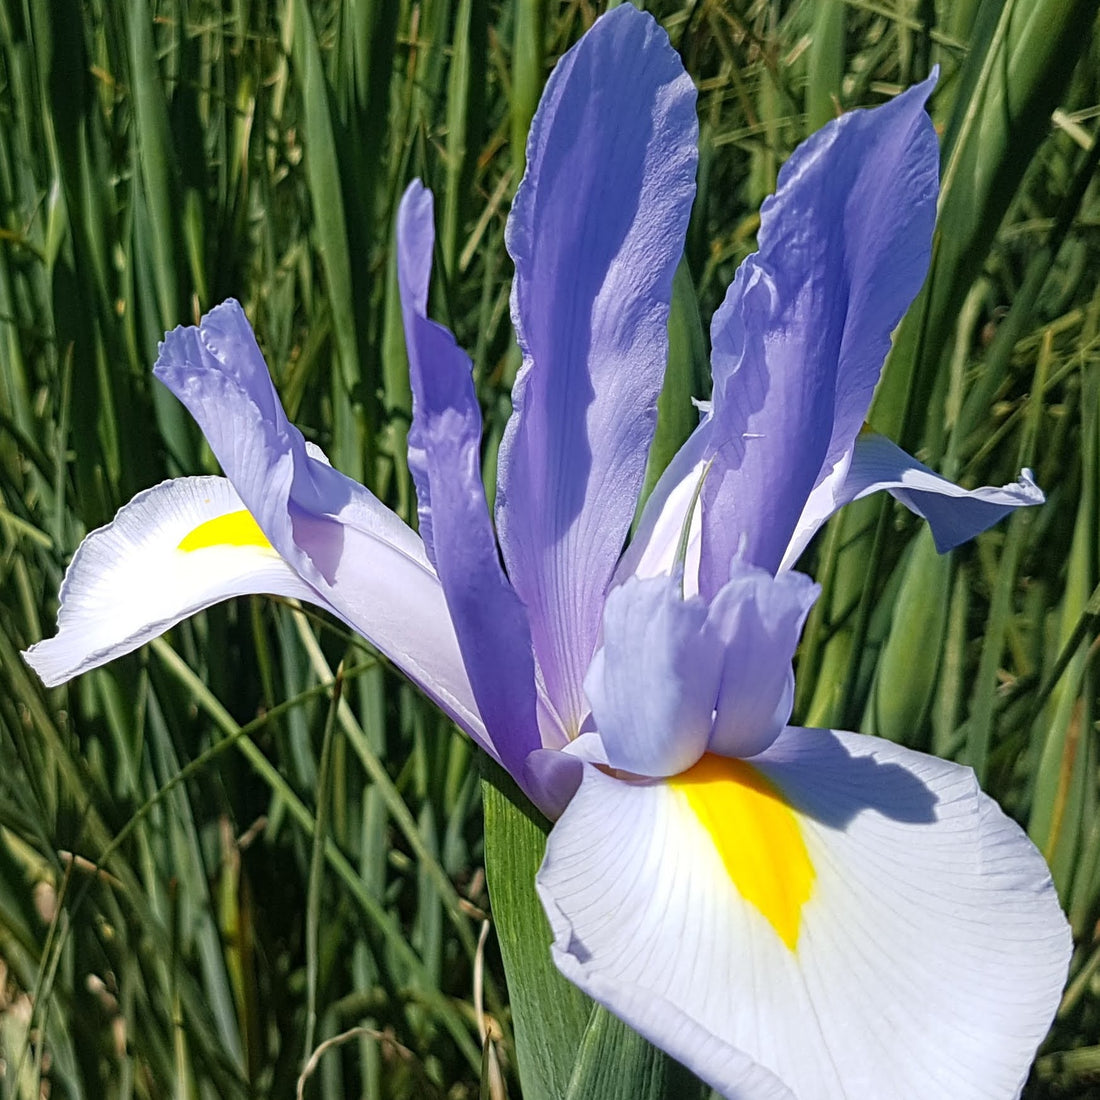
left=1029, top=354, right=1099, bottom=896
left=442, top=0, right=488, bottom=275
left=511, top=0, right=545, bottom=178
left=563, top=1009, right=705, bottom=1100
left=864, top=527, right=951, bottom=746
left=289, top=0, right=360, bottom=398
left=481, top=759, right=705, bottom=1100
left=805, top=0, right=846, bottom=131
left=481, top=761, right=589, bottom=1100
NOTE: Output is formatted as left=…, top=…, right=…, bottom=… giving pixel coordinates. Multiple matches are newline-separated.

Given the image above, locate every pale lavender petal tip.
left=584, top=574, right=721, bottom=778
left=523, top=749, right=584, bottom=821
left=707, top=563, right=819, bottom=759
left=397, top=180, right=448, bottom=566
left=823, top=432, right=1045, bottom=555
left=154, top=299, right=305, bottom=557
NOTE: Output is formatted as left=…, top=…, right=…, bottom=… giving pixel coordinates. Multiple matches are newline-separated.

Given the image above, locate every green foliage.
left=0, top=0, right=1098, bottom=1097
left=481, top=764, right=590, bottom=1100
left=481, top=762, right=706, bottom=1100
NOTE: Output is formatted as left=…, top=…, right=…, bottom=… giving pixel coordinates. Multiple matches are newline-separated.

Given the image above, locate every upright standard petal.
left=781, top=431, right=1045, bottom=569
left=495, top=4, right=698, bottom=738
left=397, top=182, right=542, bottom=776
left=538, top=730, right=1070, bottom=1100
left=153, top=300, right=491, bottom=757
left=583, top=574, right=719, bottom=778
left=693, top=76, right=939, bottom=590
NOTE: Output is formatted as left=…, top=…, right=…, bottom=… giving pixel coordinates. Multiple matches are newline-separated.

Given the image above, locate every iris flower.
left=27, top=7, right=1068, bottom=1097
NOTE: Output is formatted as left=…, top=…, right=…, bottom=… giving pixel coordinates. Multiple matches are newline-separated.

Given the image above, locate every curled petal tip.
left=151, top=297, right=496, bottom=761
left=496, top=1, right=698, bottom=734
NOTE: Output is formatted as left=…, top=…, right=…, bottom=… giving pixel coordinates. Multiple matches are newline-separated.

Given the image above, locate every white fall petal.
left=537, top=727, right=1070, bottom=1100
left=23, top=476, right=318, bottom=686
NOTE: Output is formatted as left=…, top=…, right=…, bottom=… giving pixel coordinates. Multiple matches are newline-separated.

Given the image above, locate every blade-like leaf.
left=481, top=759, right=705, bottom=1100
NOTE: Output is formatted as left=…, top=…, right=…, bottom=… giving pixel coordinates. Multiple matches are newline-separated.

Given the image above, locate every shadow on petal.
left=758, top=727, right=939, bottom=827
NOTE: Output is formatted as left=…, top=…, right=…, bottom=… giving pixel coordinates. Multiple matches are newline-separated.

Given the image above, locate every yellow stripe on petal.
left=177, top=509, right=273, bottom=553
left=672, top=755, right=814, bottom=950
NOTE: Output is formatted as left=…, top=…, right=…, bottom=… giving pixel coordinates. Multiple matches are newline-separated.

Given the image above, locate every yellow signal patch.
left=177, top=509, right=273, bottom=553
left=672, top=755, right=814, bottom=950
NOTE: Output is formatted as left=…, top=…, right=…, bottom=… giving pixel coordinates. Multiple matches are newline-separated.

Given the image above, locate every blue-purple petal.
left=495, top=5, right=698, bottom=739
left=706, top=561, right=819, bottom=759
left=584, top=574, right=720, bottom=778
left=397, top=183, right=541, bottom=779
left=694, top=75, right=939, bottom=590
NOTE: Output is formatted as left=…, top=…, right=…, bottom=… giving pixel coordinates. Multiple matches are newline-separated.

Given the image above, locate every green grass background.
left=1, top=0, right=1099, bottom=1096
